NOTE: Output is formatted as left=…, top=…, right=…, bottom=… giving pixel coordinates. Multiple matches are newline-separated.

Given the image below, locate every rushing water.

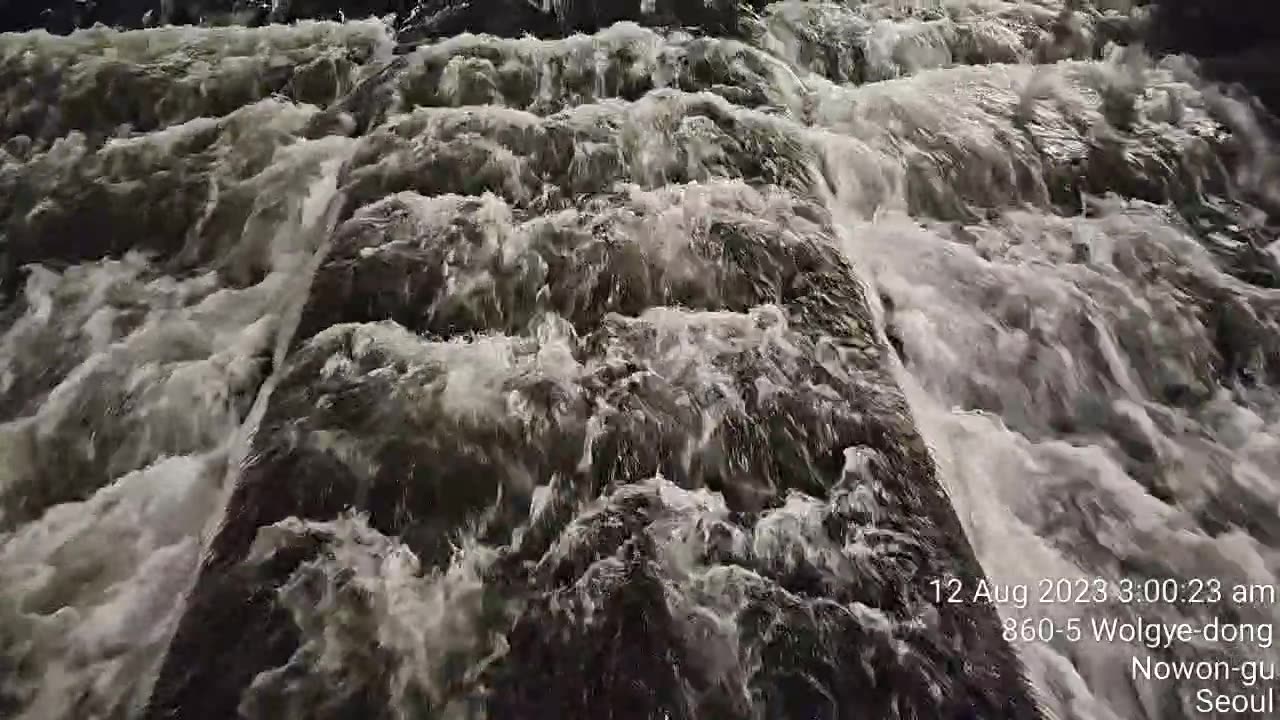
left=1, top=1, right=1278, bottom=719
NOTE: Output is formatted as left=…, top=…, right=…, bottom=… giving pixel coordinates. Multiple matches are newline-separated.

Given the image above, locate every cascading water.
left=1, top=1, right=1277, bottom=719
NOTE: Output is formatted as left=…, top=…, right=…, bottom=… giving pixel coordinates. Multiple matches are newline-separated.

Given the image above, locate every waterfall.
left=1, top=2, right=1277, bottom=718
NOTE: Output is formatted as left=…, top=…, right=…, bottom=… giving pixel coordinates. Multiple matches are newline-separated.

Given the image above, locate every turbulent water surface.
left=1, top=1, right=1278, bottom=719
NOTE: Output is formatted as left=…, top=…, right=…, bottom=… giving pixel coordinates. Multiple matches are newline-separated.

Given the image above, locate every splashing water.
left=1, top=1, right=1278, bottom=719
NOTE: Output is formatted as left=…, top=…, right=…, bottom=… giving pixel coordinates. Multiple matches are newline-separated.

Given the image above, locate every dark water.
left=1, top=2, right=1278, bottom=719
